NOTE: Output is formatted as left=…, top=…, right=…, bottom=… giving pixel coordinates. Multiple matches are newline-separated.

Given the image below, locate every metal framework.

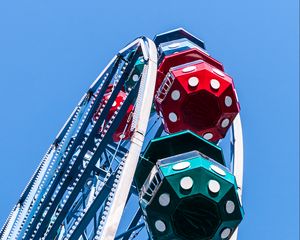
left=0, top=34, right=244, bottom=240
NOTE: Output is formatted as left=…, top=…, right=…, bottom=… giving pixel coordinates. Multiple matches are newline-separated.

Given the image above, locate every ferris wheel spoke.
left=64, top=163, right=122, bottom=239
left=33, top=69, right=141, bottom=240
left=115, top=208, right=143, bottom=240
left=48, top=79, right=141, bottom=239
left=27, top=39, right=154, bottom=240
left=7, top=101, right=91, bottom=240
left=20, top=46, right=141, bottom=240
left=115, top=223, right=145, bottom=240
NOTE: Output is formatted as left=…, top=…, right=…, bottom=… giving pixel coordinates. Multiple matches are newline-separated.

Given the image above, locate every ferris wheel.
left=0, top=28, right=244, bottom=240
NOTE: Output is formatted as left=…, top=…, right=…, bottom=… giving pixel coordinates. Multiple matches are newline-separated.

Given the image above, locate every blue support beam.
left=52, top=79, right=141, bottom=240
left=23, top=56, right=122, bottom=240
left=42, top=52, right=142, bottom=240
left=120, top=208, right=143, bottom=240
left=115, top=223, right=145, bottom=240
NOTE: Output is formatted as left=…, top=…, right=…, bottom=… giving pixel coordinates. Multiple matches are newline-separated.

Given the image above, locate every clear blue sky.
left=0, top=1, right=299, bottom=239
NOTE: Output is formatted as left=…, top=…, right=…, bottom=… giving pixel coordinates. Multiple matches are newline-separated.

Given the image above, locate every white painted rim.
left=98, top=38, right=158, bottom=240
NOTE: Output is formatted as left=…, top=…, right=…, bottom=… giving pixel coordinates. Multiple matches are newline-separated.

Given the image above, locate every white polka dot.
left=221, top=118, right=230, bottom=128
left=171, top=90, right=180, bottom=101
left=210, top=79, right=220, bottom=90
left=168, top=42, right=180, bottom=49
left=119, top=134, right=125, bottom=139
left=169, top=112, right=178, bottom=122
left=180, top=176, right=194, bottom=190
left=112, top=101, right=117, bottom=107
left=155, top=220, right=166, bottom=232
left=225, top=96, right=232, bottom=107
left=203, top=133, right=213, bottom=140
left=208, top=180, right=220, bottom=194
left=182, top=66, right=196, bottom=73
left=188, top=77, right=199, bottom=87
left=211, top=165, right=226, bottom=176
left=226, top=200, right=235, bottom=214
left=159, top=193, right=170, bottom=207
left=212, top=68, right=225, bottom=77
left=221, top=228, right=231, bottom=239
left=132, top=74, right=139, bottom=82
left=173, top=161, right=190, bottom=171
